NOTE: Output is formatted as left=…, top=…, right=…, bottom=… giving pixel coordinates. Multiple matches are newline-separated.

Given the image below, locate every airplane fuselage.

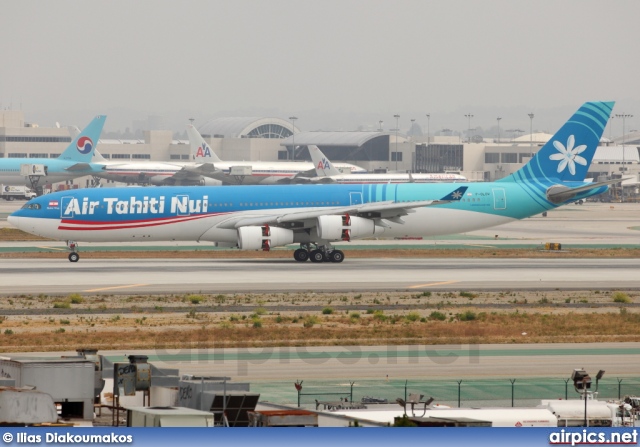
left=9, top=180, right=605, bottom=244
left=93, top=161, right=211, bottom=186
left=0, top=158, right=105, bottom=187
left=312, top=173, right=468, bottom=184
left=194, top=160, right=366, bottom=184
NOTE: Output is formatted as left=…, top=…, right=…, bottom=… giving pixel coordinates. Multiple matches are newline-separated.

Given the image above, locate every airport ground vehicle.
left=539, top=399, right=635, bottom=427
left=0, top=185, right=37, bottom=201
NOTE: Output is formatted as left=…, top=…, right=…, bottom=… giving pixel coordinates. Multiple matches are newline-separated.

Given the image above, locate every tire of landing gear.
left=68, top=253, right=80, bottom=263
left=329, top=250, right=344, bottom=263
left=293, top=248, right=310, bottom=262
left=310, top=249, right=325, bottom=263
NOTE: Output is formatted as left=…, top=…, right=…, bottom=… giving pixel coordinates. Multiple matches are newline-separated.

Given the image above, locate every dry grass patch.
left=2, top=308, right=639, bottom=351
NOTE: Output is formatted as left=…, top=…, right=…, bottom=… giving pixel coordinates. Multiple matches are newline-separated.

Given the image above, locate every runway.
left=1, top=257, right=640, bottom=295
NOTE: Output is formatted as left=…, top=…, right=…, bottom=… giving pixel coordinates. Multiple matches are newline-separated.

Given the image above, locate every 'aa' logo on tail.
left=196, top=143, right=212, bottom=158
left=317, top=158, right=331, bottom=170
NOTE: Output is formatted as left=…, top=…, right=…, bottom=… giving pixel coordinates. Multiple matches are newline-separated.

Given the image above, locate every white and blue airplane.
left=9, top=102, right=616, bottom=263
left=307, top=144, right=468, bottom=183
left=0, top=116, right=106, bottom=190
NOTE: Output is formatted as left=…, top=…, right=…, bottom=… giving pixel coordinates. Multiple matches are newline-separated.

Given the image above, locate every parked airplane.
left=186, top=125, right=366, bottom=184
left=66, top=127, right=221, bottom=187
left=0, top=116, right=106, bottom=191
left=308, top=145, right=467, bottom=183
left=90, top=149, right=221, bottom=186
left=9, top=102, right=616, bottom=263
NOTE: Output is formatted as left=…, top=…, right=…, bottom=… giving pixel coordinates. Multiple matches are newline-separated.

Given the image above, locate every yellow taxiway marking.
left=83, top=284, right=149, bottom=292
left=37, top=246, right=67, bottom=251
left=408, top=280, right=459, bottom=289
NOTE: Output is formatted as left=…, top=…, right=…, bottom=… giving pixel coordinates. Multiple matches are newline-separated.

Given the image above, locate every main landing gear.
left=67, top=240, right=80, bottom=263
left=293, top=243, right=344, bottom=263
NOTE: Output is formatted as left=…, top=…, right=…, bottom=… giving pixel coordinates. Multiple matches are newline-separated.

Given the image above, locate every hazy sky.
left=2, top=0, right=639, bottom=136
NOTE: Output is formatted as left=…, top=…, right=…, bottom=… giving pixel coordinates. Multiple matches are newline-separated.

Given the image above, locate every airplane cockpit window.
left=21, top=203, right=41, bottom=210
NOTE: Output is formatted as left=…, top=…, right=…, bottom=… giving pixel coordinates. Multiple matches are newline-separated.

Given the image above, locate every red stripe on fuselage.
left=57, top=212, right=229, bottom=231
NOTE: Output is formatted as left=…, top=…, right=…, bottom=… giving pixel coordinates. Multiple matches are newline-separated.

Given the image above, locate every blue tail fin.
left=500, top=102, right=614, bottom=183
left=58, top=115, right=106, bottom=162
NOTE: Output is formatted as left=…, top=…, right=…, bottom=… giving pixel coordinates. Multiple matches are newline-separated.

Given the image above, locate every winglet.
left=187, top=124, right=222, bottom=163
left=308, top=145, right=343, bottom=177
left=439, top=186, right=468, bottom=201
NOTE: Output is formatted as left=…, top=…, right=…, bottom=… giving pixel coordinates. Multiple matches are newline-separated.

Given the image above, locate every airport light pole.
left=465, top=114, right=474, bottom=143
left=608, top=116, right=614, bottom=142
left=616, top=113, right=633, bottom=201
left=289, top=116, right=298, bottom=161
left=425, top=114, right=430, bottom=144
left=571, top=369, right=605, bottom=427
left=497, top=117, right=502, bottom=143
left=394, top=114, right=400, bottom=171
left=528, top=113, right=534, bottom=159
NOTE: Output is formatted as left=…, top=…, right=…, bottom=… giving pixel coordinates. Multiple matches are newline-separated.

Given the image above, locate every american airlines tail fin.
left=187, top=124, right=222, bottom=163
left=308, top=145, right=343, bottom=177
left=500, top=101, right=614, bottom=183
left=58, top=115, right=106, bottom=162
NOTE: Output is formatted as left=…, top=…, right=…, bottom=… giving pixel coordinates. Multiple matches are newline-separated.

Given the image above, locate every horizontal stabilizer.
left=65, top=162, right=93, bottom=172
left=546, top=179, right=620, bottom=204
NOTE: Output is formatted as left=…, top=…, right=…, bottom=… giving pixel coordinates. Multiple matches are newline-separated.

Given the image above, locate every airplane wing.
left=182, top=163, right=220, bottom=176
left=161, top=164, right=221, bottom=183
left=278, top=169, right=336, bottom=185
left=546, top=179, right=621, bottom=204
left=216, top=186, right=468, bottom=230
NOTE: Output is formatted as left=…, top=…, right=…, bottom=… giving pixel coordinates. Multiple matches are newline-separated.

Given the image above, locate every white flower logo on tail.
left=549, top=135, right=587, bottom=175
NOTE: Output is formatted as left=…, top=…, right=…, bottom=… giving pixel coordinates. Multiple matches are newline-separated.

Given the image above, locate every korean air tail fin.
left=58, top=115, right=106, bottom=162
left=68, top=125, right=107, bottom=163
left=499, top=102, right=614, bottom=183
left=308, top=145, right=343, bottom=177
left=187, top=124, right=222, bottom=163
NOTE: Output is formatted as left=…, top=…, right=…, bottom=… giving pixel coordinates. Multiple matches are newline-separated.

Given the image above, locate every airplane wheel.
left=293, top=248, right=309, bottom=262
left=329, top=250, right=344, bottom=263
left=310, top=249, right=325, bottom=263
left=68, top=253, right=80, bottom=263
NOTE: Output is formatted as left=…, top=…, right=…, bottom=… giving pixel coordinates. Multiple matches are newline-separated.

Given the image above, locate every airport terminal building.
left=1, top=110, right=639, bottom=195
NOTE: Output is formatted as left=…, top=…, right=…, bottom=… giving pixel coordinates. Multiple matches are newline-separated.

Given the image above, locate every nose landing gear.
left=67, top=241, right=80, bottom=262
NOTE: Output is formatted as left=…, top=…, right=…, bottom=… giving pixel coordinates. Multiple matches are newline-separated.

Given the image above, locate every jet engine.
left=316, top=214, right=378, bottom=241
left=237, top=225, right=294, bottom=251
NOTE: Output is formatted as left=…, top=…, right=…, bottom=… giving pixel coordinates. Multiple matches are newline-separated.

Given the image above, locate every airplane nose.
left=7, top=214, right=25, bottom=231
